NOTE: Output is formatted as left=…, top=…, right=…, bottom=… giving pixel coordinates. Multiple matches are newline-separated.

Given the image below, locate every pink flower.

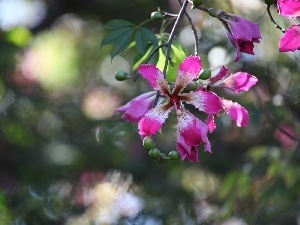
left=177, top=111, right=211, bottom=163
left=279, top=24, right=300, bottom=52
left=116, top=91, right=156, bottom=122
left=277, top=0, right=300, bottom=18
left=204, top=66, right=258, bottom=132
left=219, top=13, right=262, bottom=62
left=118, top=56, right=223, bottom=163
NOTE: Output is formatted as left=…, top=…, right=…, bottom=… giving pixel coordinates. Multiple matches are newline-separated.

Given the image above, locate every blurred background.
left=0, top=0, right=299, bottom=224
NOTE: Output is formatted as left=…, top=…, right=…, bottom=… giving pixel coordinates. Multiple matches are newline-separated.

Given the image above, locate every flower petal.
left=116, top=91, right=156, bottom=122
left=221, top=13, right=261, bottom=42
left=181, top=91, right=222, bottom=114
left=177, top=110, right=211, bottom=154
left=224, top=27, right=241, bottom=62
left=239, top=41, right=255, bottom=54
left=138, top=64, right=169, bottom=94
left=138, top=103, right=172, bottom=137
left=173, top=56, right=201, bottom=95
left=221, top=99, right=249, bottom=127
left=205, top=114, right=216, bottom=133
left=209, top=66, right=228, bottom=84
left=277, top=0, right=300, bottom=18
left=221, top=14, right=261, bottom=62
left=221, top=72, right=258, bottom=93
left=176, top=135, right=199, bottom=164
left=279, top=24, right=300, bottom=52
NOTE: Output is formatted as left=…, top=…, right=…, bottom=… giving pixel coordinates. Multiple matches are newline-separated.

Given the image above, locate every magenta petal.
left=221, top=14, right=261, bottom=62
left=223, top=14, right=261, bottom=42
left=116, top=91, right=156, bottom=122
left=138, top=64, right=169, bottom=94
left=239, top=41, right=255, bottom=54
left=182, top=91, right=222, bottom=114
left=221, top=99, right=249, bottom=127
left=277, top=0, right=300, bottom=18
left=177, top=110, right=211, bottom=154
left=224, top=28, right=241, bottom=62
left=138, top=104, right=172, bottom=137
left=176, top=135, right=199, bottom=164
left=173, top=56, right=201, bottom=94
left=205, top=114, right=216, bottom=133
left=279, top=24, right=300, bottom=52
left=221, top=72, right=258, bottom=93
left=209, top=66, right=228, bottom=84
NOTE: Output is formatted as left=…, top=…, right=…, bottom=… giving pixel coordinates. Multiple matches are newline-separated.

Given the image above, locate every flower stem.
left=266, top=4, right=285, bottom=33
left=163, top=0, right=189, bottom=77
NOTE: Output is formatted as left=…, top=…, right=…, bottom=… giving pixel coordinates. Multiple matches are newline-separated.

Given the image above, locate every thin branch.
left=187, top=0, right=209, bottom=12
left=163, top=0, right=189, bottom=76
left=266, top=4, right=285, bottom=33
left=132, top=43, right=167, bottom=83
left=178, top=0, right=199, bottom=55
left=252, top=87, right=299, bottom=142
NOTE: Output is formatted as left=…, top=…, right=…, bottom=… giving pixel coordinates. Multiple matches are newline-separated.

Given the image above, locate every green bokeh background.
left=0, top=0, right=299, bottom=224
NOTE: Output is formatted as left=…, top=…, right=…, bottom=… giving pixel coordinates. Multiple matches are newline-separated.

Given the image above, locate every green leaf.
left=140, top=27, right=158, bottom=47
left=100, top=27, right=134, bottom=48
left=110, top=29, right=135, bottom=59
left=135, top=28, right=158, bottom=55
left=156, top=40, right=186, bottom=82
left=104, top=19, right=135, bottom=30
left=135, top=29, right=147, bottom=54
left=132, top=44, right=159, bottom=71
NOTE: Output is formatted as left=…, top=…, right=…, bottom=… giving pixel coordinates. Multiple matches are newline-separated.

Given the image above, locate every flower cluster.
left=117, top=56, right=257, bottom=163
left=115, top=3, right=262, bottom=164
left=277, top=0, right=300, bottom=52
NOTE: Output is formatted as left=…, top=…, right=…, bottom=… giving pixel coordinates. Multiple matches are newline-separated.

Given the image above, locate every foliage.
left=0, top=0, right=299, bottom=225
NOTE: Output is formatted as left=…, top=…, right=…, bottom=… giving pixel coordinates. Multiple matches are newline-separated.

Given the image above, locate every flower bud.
left=151, top=11, right=164, bottom=21
left=192, top=0, right=203, bottom=8
left=183, top=81, right=199, bottom=92
left=208, top=8, right=224, bottom=18
left=143, top=136, right=155, bottom=151
left=199, top=69, right=211, bottom=80
left=168, top=151, right=179, bottom=160
left=149, top=148, right=160, bottom=159
left=115, top=70, right=128, bottom=81
left=264, top=0, right=275, bottom=5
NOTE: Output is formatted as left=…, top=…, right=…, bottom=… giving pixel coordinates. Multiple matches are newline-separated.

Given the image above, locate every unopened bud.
left=183, top=81, right=199, bottom=92
left=149, top=148, right=160, bottom=159
left=192, top=0, right=203, bottom=8
left=114, top=70, right=128, bottom=81
left=264, top=0, right=275, bottom=5
left=208, top=8, right=224, bottom=18
left=151, top=11, right=164, bottom=21
left=199, top=69, right=211, bottom=80
left=168, top=151, right=179, bottom=160
left=143, top=136, right=155, bottom=151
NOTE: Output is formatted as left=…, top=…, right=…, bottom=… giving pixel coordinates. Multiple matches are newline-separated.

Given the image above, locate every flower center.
left=170, top=94, right=180, bottom=111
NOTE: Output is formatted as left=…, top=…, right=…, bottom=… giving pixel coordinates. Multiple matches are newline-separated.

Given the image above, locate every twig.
left=178, top=0, right=199, bottom=55
left=266, top=4, right=285, bottom=33
left=163, top=0, right=189, bottom=76
left=252, top=87, right=298, bottom=142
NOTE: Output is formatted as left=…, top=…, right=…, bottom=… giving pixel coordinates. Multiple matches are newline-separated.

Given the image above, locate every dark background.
left=0, top=0, right=299, bottom=224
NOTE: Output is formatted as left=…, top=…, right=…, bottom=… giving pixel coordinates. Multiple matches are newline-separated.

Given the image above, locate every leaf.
left=155, top=40, right=187, bottom=82
left=135, top=29, right=147, bottom=54
left=100, top=27, right=133, bottom=48
left=135, top=28, right=158, bottom=55
left=132, top=44, right=159, bottom=71
left=110, top=29, right=135, bottom=59
left=104, top=19, right=135, bottom=30
left=140, top=27, right=158, bottom=47
left=100, top=27, right=136, bottom=59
